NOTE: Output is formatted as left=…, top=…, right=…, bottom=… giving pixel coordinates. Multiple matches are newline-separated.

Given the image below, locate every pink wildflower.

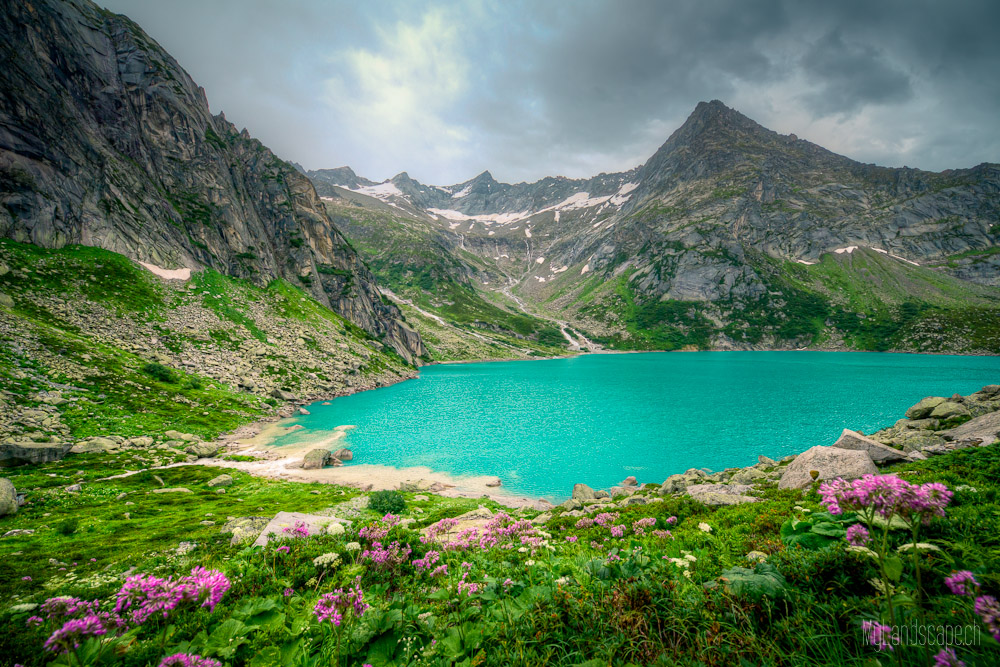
left=974, top=595, right=1000, bottom=641
left=846, top=524, right=871, bottom=547
left=861, top=620, right=895, bottom=651
left=944, top=571, right=980, bottom=597
left=159, top=654, right=223, bottom=667
left=933, top=647, right=965, bottom=667
left=314, top=577, right=369, bottom=627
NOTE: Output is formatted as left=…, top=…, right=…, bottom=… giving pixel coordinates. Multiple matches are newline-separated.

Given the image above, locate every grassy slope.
left=0, top=240, right=409, bottom=442
left=324, top=201, right=569, bottom=361
left=562, top=248, right=1000, bottom=353
left=2, top=443, right=999, bottom=666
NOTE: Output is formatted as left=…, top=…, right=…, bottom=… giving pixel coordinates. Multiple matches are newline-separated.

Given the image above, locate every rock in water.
left=302, top=449, right=331, bottom=469
left=0, top=478, right=17, bottom=516
left=778, top=446, right=878, bottom=489
left=572, top=483, right=597, bottom=501
left=832, top=429, right=908, bottom=464
left=332, top=448, right=353, bottom=461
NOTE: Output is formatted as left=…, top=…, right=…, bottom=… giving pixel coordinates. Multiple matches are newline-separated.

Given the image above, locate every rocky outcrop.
left=832, top=429, right=909, bottom=464
left=302, top=449, right=332, bottom=470
left=686, top=483, right=758, bottom=505
left=778, top=446, right=878, bottom=489
left=0, top=441, right=72, bottom=464
left=0, top=0, right=424, bottom=363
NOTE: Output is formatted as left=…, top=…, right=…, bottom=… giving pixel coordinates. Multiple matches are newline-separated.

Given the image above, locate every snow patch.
left=795, top=259, right=817, bottom=265
left=427, top=208, right=531, bottom=225
left=451, top=184, right=474, bottom=199
left=581, top=264, right=590, bottom=274
left=535, top=257, right=545, bottom=264
left=525, top=228, right=532, bottom=238
left=554, top=210, right=560, bottom=222
left=353, top=182, right=404, bottom=200
left=140, top=262, right=191, bottom=281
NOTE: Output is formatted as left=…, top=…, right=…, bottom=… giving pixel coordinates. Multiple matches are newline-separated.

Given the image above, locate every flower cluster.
left=115, top=567, right=230, bottom=624
left=313, top=578, right=370, bottom=627
left=593, top=512, right=620, bottom=526
left=159, top=654, right=223, bottom=667
left=933, top=647, right=965, bottom=667
left=412, top=550, right=441, bottom=571
left=574, top=517, right=594, bottom=529
left=312, top=552, right=341, bottom=570
left=427, top=512, right=539, bottom=552
left=43, top=614, right=126, bottom=654
left=38, top=597, right=99, bottom=620
left=420, top=517, right=459, bottom=543
left=651, top=530, right=673, bottom=540
left=861, top=620, right=895, bottom=652
left=456, top=563, right=483, bottom=597
left=609, top=525, right=625, bottom=538
left=282, top=521, right=310, bottom=538
left=820, top=474, right=952, bottom=524
left=944, top=570, right=980, bottom=597
left=359, top=514, right=401, bottom=542
left=631, top=517, right=656, bottom=536
left=974, top=595, right=1000, bottom=642
left=846, top=524, right=871, bottom=547
left=360, top=541, right=412, bottom=570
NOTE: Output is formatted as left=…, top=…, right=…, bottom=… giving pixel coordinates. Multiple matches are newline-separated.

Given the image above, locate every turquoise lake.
left=270, top=352, right=1000, bottom=500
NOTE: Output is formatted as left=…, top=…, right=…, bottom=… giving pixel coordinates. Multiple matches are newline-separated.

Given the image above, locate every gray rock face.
left=686, top=483, right=758, bottom=505
left=930, top=401, right=970, bottom=420
left=778, top=446, right=878, bottom=489
left=730, top=467, right=769, bottom=484
left=941, top=411, right=1000, bottom=445
left=0, top=478, right=17, bottom=516
left=252, top=511, right=352, bottom=547
left=0, top=0, right=424, bottom=364
left=0, top=441, right=72, bottom=464
left=832, top=429, right=908, bottom=464
left=332, top=448, right=353, bottom=461
left=572, top=483, right=597, bottom=501
left=906, top=397, right=947, bottom=420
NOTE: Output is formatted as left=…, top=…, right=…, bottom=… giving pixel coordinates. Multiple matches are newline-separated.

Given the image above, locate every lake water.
left=269, top=352, right=1000, bottom=500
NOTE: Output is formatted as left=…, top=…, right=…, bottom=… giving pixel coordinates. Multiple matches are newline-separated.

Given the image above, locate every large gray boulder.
left=657, top=474, right=688, bottom=495
left=940, top=411, right=1000, bottom=446
left=0, top=441, right=72, bottom=464
left=572, top=483, right=597, bottom=501
left=0, top=478, right=17, bottom=516
left=184, top=442, right=221, bottom=458
left=905, top=397, right=947, bottom=420
left=730, top=467, right=768, bottom=485
left=332, top=448, right=353, bottom=461
left=929, top=401, right=970, bottom=420
left=686, top=483, right=758, bottom=505
left=252, top=512, right=352, bottom=547
left=832, top=429, right=908, bottom=464
left=778, top=446, right=878, bottom=490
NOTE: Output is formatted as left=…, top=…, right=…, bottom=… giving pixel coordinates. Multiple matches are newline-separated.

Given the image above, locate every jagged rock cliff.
left=0, top=0, right=424, bottom=362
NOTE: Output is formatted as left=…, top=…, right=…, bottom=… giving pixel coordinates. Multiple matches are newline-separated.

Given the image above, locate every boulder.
left=657, top=474, right=688, bottom=495
left=686, top=483, right=758, bottom=506
left=184, top=442, right=220, bottom=458
left=730, top=467, right=768, bottom=485
left=221, top=516, right=271, bottom=545
left=572, top=483, right=597, bottom=501
left=778, top=446, right=878, bottom=490
left=832, top=429, right=908, bottom=464
left=905, top=397, right=947, bottom=420
left=270, top=389, right=296, bottom=401
left=332, top=448, right=353, bottom=461
left=302, top=449, right=331, bottom=470
left=940, top=411, right=1000, bottom=445
left=929, top=401, right=969, bottom=420
left=560, top=498, right=583, bottom=511
left=207, top=474, right=233, bottom=488
left=757, top=455, right=777, bottom=467
left=130, top=436, right=154, bottom=447
left=0, top=478, right=17, bottom=516
left=297, top=407, right=310, bottom=415
left=594, top=490, right=610, bottom=499
left=622, top=476, right=638, bottom=487
left=0, top=292, right=13, bottom=309
left=0, top=441, right=72, bottom=464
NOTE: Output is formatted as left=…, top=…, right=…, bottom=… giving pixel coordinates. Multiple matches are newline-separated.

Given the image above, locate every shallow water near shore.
left=264, top=352, right=1000, bottom=500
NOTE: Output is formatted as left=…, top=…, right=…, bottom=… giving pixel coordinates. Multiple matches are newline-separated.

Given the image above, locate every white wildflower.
left=312, top=552, right=341, bottom=569
left=345, top=541, right=361, bottom=552
left=697, top=522, right=712, bottom=533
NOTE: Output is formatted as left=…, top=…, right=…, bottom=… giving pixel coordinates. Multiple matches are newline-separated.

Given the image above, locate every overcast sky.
left=98, top=0, right=1000, bottom=186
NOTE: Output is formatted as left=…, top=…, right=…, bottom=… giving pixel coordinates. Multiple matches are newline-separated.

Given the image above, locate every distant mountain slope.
left=311, top=101, right=1000, bottom=355
left=0, top=0, right=423, bottom=362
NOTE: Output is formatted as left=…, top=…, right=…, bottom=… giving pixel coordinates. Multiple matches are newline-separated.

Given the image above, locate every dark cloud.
left=98, top=0, right=1000, bottom=184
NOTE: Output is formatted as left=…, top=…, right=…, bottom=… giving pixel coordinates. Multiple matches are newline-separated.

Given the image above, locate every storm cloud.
left=98, top=0, right=1000, bottom=185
